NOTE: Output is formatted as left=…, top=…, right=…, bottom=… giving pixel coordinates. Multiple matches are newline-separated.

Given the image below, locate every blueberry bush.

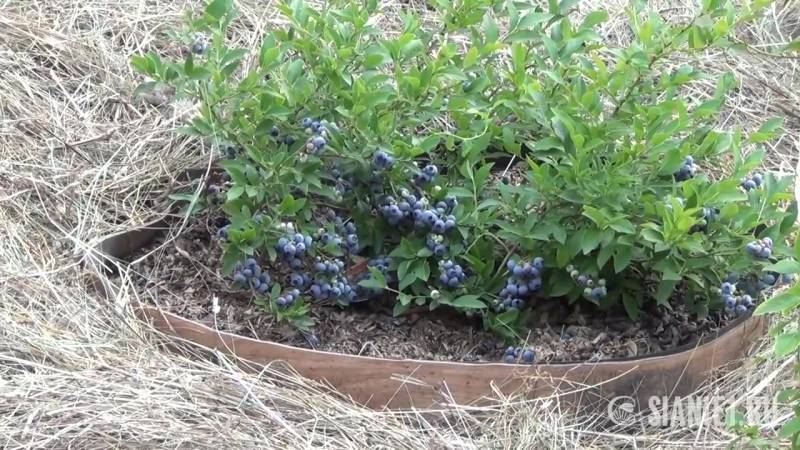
left=132, top=0, right=799, bottom=356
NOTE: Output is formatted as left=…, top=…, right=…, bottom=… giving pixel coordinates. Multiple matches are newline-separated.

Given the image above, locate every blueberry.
left=721, top=282, right=735, bottom=295
left=434, top=244, right=446, bottom=257
left=743, top=180, right=757, bottom=191
left=233, top=273, right=246, bottom=285
left=527, top=279, right=542, bottom=292
left=504, top=354, right=515, bottom=363
left=512, top=266, right=524, bottom=278
left=510, top=298, right=524, bottom=309
left=532, top=257, right=544, bottom=270
left=257, top=283, right=269, bottom=294
left=278, top=237, right=288, bottom=248
left=290, top=273, right=304, bottom=287
left=301, top=117, right=312, bottom=128
left=521, top=349, right=535, bottom=363
left=283, top=244, right=296, bottom=256
left=312, top=136, right=326, bottom=148
left=723, top=295, right=736, bottom=308
left=741, top=295, right=753, bottom=306
left=752, top=173, right=763, bottom=186
left=522, top=264, right=534, bottom=278
left=577, top=275, right=588, bottom=286
left=763, top=237, right=773, bottom=248
left=191, top=42, right=207, bottom=54
left=296, top=242, right=306, bottom=253
left=506, top=283, right=519, bottom=296
left=762, top=274, right=776, bottom=286
left=270, top=126, right=280, bottom=138
left=242, top=268, right=253, bottom=278
left=276, top=297, right=287, bottom=307
left=735, top=304, right=748, bottom=316
left=423, top=165, right=438, bottom=177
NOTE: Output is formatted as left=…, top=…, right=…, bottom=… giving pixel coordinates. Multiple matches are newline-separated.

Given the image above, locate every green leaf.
left=206, top=0, right=233, bottom=20
left=453, top=295, right=487, bottom=309
left=754, top=285, right=800, bottom=315
left=227, top=185, right=244, bottom=200
left=358, top=277, right=386, bottom=290
left=517, top=12, right=553, bottom=29
left=463, top=47, right=480, bottom=68
left=775, top=331, right=800, bottom=357
left=765, top=259, right=800, bottom=274
left=580, top=228, right=601, bottom=254
left=613, top=245, right=633, bottom=273
left=581, top=11, right=608, bottom=29
left=393, top=301, right=411, bottom=316
left=412, top=260, right=430, bottom=282
left=779, top=417, right=800, bottom=438
left=609, top=218, right=635, bottom=234
left=622, top=294, right=640, bottom=320
left=748, top=117, right=783, bottom=143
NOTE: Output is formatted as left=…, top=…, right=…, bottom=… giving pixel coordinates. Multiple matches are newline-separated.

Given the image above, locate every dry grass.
left=0, top=0, right=799, bottom=448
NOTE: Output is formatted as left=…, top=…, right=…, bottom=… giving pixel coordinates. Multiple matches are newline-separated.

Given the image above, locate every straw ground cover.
left=0, top=0, right=798, bottom=448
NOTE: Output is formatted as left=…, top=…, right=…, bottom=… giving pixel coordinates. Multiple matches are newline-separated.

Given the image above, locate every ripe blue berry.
left=721, top=282, right=735, bottom=295
left=521, top=349, right=535, bottom=363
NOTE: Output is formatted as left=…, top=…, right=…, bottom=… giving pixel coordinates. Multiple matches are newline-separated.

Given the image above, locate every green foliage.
left=132, top=0, right=797, bottom=343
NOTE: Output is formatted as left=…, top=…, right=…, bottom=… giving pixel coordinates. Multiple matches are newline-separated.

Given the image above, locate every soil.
left=129, top=210, right=737, bottom=364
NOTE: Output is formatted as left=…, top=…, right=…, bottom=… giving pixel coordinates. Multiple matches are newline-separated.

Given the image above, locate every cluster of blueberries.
left=567, top=266, right=608, bottom=301
left=276, top=288, right=302, bottom=308
left=269, top=126, right=296, bottom=147
left=232, top=258, right=271, bottom=294
left=740, top=173, right=763, bottom=191
left=381, top=189, right=457, bottom=232
left=308, top=273, right=357, bottom=304
left=758, top=271, right=795, bottom=291
left=372, top=150, right=396, bottom=171
left=691, top=206, right=720, bottom=234
left=276, top=231, right=314, bottom=269
left=496, top=259, right=544, bottom=311
left=503, top=346, right=536, bottom=364
left=673, top=156, right=698, bottom=182
left=438, top=260, right=466, bottom=288
left=413, top=164, right=438, bottom=186
left=191, top=33, right=209, bottom=55
left=720, top=282, right=754, bottom=317
left=328, top=163, right=354, bottom=197
left=745, top=237, right=773, bottom=260
left=301, top=117, right=329, bottom=155
left=317, top=209, right=360, bottom=254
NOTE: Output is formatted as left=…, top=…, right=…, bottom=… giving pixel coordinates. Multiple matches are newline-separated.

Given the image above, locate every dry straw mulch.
left=1, top=0, right=799, bottom=448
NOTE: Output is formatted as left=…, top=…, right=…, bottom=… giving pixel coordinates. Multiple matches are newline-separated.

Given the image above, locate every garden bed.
left=130, top=208, right=746, bottom=365
left=95, top=215, right=768, bottom=409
